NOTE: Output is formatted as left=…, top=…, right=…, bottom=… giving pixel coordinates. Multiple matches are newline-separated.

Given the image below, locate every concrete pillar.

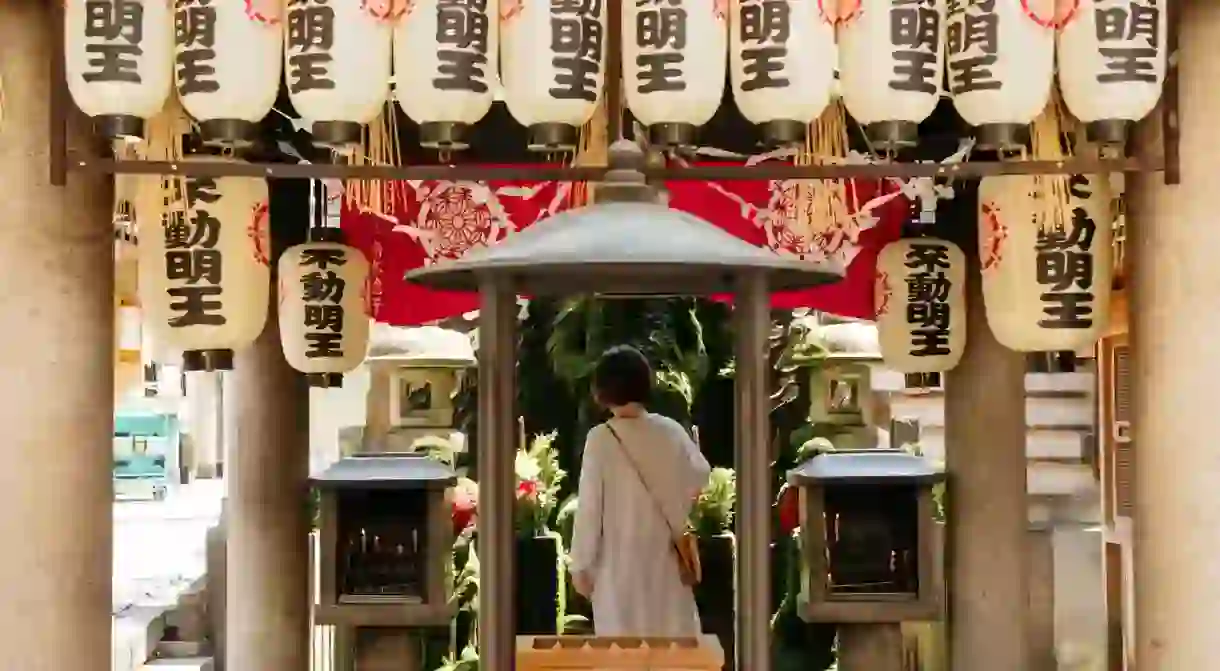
left=225, top=307, right=311, bottom=670
left=0, top=4, right=114, bottom=670
left=1128, top=4, right=1220, bottom=666
left=944, top=239, right=1028, bottom=671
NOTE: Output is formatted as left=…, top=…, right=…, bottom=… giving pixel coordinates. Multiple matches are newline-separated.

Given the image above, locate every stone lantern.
left=312, top=453, right=457, bottom=666
left=787, top=449, right=944, bottom=671
left=358, top=325, right=476, bottom=456
left=404, top=140, right=843, bottom=671
left=808, top=322, right=886, bottom=451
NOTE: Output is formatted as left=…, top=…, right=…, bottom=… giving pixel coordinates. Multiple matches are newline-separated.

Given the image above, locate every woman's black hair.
left=592, top=345, right=653, bottom=407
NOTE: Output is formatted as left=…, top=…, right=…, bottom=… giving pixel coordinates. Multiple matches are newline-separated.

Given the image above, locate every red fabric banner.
left=338, top=162, right=910, bottom=326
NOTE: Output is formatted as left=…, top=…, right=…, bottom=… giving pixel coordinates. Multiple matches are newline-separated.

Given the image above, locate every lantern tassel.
left=795, top=98, right=854, bottom=249
left=1029, top=86, right=1075, bottom=233
left=343, top=104, right=403, bottom=218
left=571, top=99, right=610, bottom=207
left=134, top=97, right=192, bottom=239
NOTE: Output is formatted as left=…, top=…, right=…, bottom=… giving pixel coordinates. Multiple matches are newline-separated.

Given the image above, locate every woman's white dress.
left=568, top=412, right=713, bottom=636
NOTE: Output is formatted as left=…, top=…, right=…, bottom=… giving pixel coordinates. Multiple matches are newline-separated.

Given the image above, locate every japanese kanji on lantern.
left=136, top=160, right=271, bottom=372
left=395, top=0, right=499, bottom=150
left=1058, top=0, right=1167, bottom=148
left=623, top=0, right=727, bottom=148
left=65, top=0, right=174, bottom=140
left=284, top=0, right=393, bottom=149
left=278, top=231, right=370, bottom=387
left=501, top=0, right=607, bottom=152
left=874, top=238, right=967, bottom=373
left=729, top=0, right=835, bottom=146
left=173, top=0, right=283, bottom=147
left=838, top=0, right=945, bottom=151
left=978, top=174, right=1113, bottom=352
left=946, top=0, right=1054, bottom=151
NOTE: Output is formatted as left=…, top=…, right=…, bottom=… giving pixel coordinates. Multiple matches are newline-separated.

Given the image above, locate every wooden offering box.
left=516, top=635, right=724, bottom=670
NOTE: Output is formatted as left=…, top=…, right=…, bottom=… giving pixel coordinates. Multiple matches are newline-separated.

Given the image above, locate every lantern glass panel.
left=823, top=484, right=919, bottom=597
left=336, top=489, right=430, bottom=601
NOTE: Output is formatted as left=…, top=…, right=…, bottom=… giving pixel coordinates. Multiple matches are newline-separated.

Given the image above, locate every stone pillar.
left=226, top=180, right=312, bottom=671
left=944, top=238, right=1028, bottom=671
left=186, top=371, right=223, bottom=479
left=0, top=4, right=114, bottom=671
left=1128, top=4, right=1220, bottom=666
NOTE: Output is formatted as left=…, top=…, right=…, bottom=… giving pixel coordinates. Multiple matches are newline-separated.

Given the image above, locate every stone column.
left=944, top=237, right=1029, bottom=671
left=186, top=371, right=223, bottom=479
left=1128, top=4, right=1220, bottom=666
left=226, top=181, right=312, bottom=671
left=0, top=3, right=114, bottom=670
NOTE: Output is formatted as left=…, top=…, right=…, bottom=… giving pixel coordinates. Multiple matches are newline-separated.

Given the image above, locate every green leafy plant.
left=689, top=467, right=736, bottom=536
left=515, top=432, right=567, bottom=538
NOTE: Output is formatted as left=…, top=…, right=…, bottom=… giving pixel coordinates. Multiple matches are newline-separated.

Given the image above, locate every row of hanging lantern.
left=875, top=172, right=1113, bottom=374
left=135, top=161, right=370, bottom=382
left=64, top=0, right=1167, bottom=153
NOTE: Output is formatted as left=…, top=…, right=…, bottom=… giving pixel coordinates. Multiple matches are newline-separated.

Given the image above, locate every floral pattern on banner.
left=1021, top=0, right=1080, bottom=29
left=337, top=161, right=912, bottom=326
left=874, top=270, right=892, bottom=319
left=244, top=0, right=282, bottom=24
left=979, top=200, right=1009, bottom=272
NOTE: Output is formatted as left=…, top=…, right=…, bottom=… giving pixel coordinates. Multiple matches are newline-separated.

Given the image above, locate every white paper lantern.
left=65, top=0, right=175, bottom=140
left=978, top=175, right=1113, bottom=352
left=285, top=0, right=393, bottom=149
left=874, top=238, right=967, bottom=373
left=946, top=0, right=1054, bottom=150
left=729, top=0, right=835, bottom=146
left=838, top=0, right=945, bottom=151
left=278, top=239, right=371, bottom=386
left=1057, top=0, right=1168, bottom=146
left=623, top=0, right=727, bottom=147
left=173, top=0, right=283, bottom=147
left=501, top=0, right=607, bottom=152
left=395, top=0, right=499, bottom=150
left=137, top=160, right=271, bottom=371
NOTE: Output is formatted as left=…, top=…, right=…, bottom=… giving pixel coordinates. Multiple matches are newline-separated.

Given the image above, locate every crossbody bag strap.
left=605, top=422, right=681, bottom=539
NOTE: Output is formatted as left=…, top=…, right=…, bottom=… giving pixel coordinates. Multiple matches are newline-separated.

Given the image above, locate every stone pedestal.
left=1128, top=4, right=1220, bottom=666
left=944, top=242, right=1028, bottom=671
left=225, top=316, right=311, bottom=671
left=0, top=3, right=114, bottom=670
left=838, top=624, right=903, bottom=671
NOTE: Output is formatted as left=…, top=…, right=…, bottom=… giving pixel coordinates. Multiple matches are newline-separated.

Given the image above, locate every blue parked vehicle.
left=114, top=413, right=178, bottom=501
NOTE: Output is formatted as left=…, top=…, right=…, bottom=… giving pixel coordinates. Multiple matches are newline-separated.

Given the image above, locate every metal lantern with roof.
left=788, top=449, right=944, bottom=670
left=311, top=453, right=458, bottom=654
left=405, top=139, right=843, bottom=670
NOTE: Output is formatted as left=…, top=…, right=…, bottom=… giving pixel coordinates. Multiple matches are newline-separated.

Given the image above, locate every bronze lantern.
left=788, top=449, right=944, bottom=624
left=312, top=453, right=457, bottom=627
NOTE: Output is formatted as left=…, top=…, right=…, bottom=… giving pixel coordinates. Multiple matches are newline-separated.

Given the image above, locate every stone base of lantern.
left=515, top=635, right=724, bottom=670
left=837, top=624, right=903, bottom=671
left=199, top=119, right=260, bottom=149
left=352, top=627, right=421, bottom=671
left=419, top=122, right=471, bottom=151
left=865, top=121, right=919, bottom=152
left=528, top=123, right=578, bottom=153
left=312, top=121, right=365, bottom=150
left=93, top=113, right=144, bottom=141
left=974, top=123, right=1029, bottom=152
left=759, top=119, right=806, bottom=148
left=648, top=122, right=697, bottom=149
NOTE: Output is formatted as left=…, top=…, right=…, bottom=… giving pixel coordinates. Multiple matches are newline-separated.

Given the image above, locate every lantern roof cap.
left=787, top=449, right=944, bottom=487
left=820, top=322, right=881, bottom=359
left=367, top=325, right=476, bottom=365
left=311, top=453, right=457, bottom=490
left=405, top=141, right=844, bottom=296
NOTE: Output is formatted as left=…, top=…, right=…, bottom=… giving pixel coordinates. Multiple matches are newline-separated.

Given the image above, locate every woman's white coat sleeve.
left=569, top=430, right=604, bottom=575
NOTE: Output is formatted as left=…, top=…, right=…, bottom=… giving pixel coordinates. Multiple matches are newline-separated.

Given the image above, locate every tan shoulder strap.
left=605, top=421, right=681, bottom=539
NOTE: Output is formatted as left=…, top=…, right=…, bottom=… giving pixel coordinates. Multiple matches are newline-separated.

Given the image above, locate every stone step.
left=914, top=427, right=1089, bottom=462
left=1028, top=462, right=1098, bottom=498
left=890, top=394, right=1093, bottom=430
left=140, top=657, right=213, bottom=671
